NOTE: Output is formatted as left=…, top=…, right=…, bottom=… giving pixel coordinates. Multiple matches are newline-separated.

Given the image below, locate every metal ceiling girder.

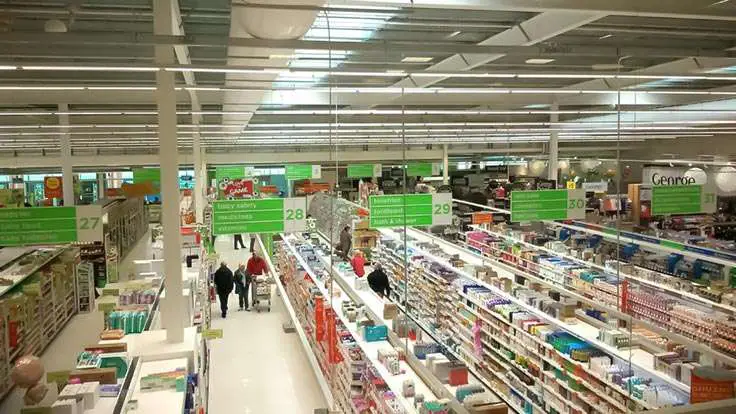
left=325, top=0, right=736, bottom=21
left=392, top=10, right=604, bottom=89
left=0, top=32, right=733, bottom=59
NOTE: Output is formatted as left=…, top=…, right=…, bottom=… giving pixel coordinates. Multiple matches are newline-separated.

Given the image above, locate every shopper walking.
left=234, top=234, right=246, bottom=250
left=246, top=251, right=268, bottom=308
left=249, top=233, right=256, bottom=253
left=213, top=262, right=234, bottom=318
left=367, top=263, right=391, bottom=299
left=336, top=225, right=352, bottom=260
left=234, top=263, right=251, bottom=311
left=351, top=250, right=366, bottom=277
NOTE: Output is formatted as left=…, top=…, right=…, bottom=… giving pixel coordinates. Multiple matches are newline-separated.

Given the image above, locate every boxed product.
left=68, top=368, right=117, bottom=385
left=363, top=324, right=388, bottom=342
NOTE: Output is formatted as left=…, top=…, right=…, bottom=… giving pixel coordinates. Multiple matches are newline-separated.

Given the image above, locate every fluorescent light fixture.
left=21, top=65, right=158, bottom=72
left=401, top=57, right=434, bottom=63
left=525, top=58, right=555, bottom=65
left=599, top=34, right=614, bottom=40
left=447, top=31, right=462, bottom=38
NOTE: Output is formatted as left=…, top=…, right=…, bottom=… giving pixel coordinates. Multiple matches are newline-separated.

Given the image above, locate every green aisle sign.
left=347, top=163, right=382, bottom=178
left=511, top=189, right=585, bottom=222
left=651, top=184, right=717, bottom=215
left=286, top=164, right=321, bottom=180
left=369, top=193, right=452, bottom=228
left=215, top=166, right=246, bottom=181
left=132, top=168, right=161, bottom=184
left=0, top=205, right=103, bottom=246
left=407, top=162, right=440, bottom=177
left=212, top=198, right=307, bottom=234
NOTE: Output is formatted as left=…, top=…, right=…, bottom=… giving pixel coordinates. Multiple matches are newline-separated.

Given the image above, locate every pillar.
left=154, top=0, right=185, bottom=343
left=192, top=114, right=204, bottom=223
left=442, top=144, right=449, bottom=185
left=548, top=102, right=559, bottom=182
left=59, top=103, right=75, bottom=206
left=97, top=172, right=106, bottom=200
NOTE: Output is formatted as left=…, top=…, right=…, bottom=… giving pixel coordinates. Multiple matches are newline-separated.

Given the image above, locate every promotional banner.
left=407, top=162, right=441, bottom=177
left=216, top=166, right=255, bottom=199
left=44, top=176, right=63, bottom=199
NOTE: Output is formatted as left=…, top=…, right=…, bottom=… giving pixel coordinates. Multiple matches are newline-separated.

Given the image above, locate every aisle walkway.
left=207, top=235, right=326, bottom=414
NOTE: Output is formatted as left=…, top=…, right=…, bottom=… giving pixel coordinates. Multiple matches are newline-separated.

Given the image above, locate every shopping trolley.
left=251, top=274, right=272, bottom=312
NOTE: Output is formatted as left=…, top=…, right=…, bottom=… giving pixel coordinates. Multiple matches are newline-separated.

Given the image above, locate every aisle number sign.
left=132, top=167, right=161, bottom=195
left=511, top=189, right=585, bottom=222
left=347, top=163, right=382, bottom=178
left=407, top=162, right=441, bottom=177
left=286, top=164, right=321, bottom=180
left=369, top=193, right=452, bottom=228
left=0, top=205, right=103, bottom=246
left=651, top=184, right=717, bottom=215
left=212, top=198, right=307, bottom=234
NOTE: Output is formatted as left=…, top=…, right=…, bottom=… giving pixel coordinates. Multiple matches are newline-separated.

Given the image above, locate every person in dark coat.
left=336, top=225, right=352, bottom=260
left=213, top=262, right=234, bottom=318
left=367, top=263, right=391, bottom=299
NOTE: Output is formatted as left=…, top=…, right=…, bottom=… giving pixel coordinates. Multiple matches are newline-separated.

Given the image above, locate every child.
left=351, top=250, right=366, bottom=278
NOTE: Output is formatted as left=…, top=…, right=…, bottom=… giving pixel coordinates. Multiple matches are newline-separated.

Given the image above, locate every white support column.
left=96, top=172, right=105, bottom=201
left=548, top=102, right=559, bottom=182
left=442, top=144, right=449, bottom=185
left=58, top=103, right=75, bottom=206
left=192, top=114, right=204, bottom=223
left=154, top=0, right=185, bottom=343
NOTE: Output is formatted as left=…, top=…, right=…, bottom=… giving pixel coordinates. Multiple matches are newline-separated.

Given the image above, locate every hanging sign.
left=510, top=189, right=585, bottom=222
left=202, top=328, right=224, bottom=340
left=44, top=176, right=63, bottom=199
left=0, top=205, right=102, bottom=246
left=347, top=163, right=382, bottom=178
left=212, top=198, right=307, bottom=234
left=132, top=168, right=161, bottom=195
left=566, top=180, right=576, bottom=190
left=582, top=181, right=609, bottom=193
left=369, top=193, right=452, bottom=228
left=651, top=184, right=717, bottom=216
left=220, top=178, right=256, bottom=199
left=286, top=164, right=321, bottom=180
left=407, top=162, right=441, bottom=177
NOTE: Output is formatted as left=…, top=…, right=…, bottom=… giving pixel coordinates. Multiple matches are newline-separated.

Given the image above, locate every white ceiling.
left=0, top=0, right=735, bottom=168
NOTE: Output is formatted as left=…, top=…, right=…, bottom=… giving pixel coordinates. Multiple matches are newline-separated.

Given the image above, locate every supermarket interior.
left=2, top=1, right=736, bottom=414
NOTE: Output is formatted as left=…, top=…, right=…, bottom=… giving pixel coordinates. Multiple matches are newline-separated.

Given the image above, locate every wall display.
left=0, top=205, right=102, bottom=246
left=651, top=184, right=717, bottom=215
left=43, top=176, right=63, bottom=199
left=510, top=189, right=585, bottom=222
left=406, top=162, right=440, bottom=177
left=286, top=164, right=321, bottom=180
left=347, top=163, right=382, bottom=178
left=369, top=193, right=452, bottom=228
left=212, top=198, right=307, bottom=234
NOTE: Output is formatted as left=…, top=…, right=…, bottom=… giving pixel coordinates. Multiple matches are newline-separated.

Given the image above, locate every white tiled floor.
left=207, top=235, right=327, bottom=414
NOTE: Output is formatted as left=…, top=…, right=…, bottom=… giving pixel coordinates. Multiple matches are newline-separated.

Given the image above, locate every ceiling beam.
left=326, top=0, right=736, bottom=22
left=1, top=32, right=733, bottom=58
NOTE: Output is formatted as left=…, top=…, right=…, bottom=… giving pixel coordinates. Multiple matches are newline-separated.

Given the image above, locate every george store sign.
left=650, top=172, right=696, bottom=186
left=212, top=197, right=307, bottom=234
left=369, top=193, right=452, bottom=228
left=651, top=184, right=717, bottom=215
left=0, top=205, right=103, bottom=246
left=347, top=163, right=382, bottom=178
left=510, top=189, right=585, bottom=222
left=407, top=162, right=441, bottom=177
left=286, top=164, right=321, bottom=180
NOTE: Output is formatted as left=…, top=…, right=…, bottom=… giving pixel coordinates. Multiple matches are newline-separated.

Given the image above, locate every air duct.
left=239, top=0, right=322, bottom=40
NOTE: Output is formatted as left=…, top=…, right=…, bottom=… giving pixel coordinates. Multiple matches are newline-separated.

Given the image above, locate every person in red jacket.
left=246, top=251, right=269, bottom=309
left=351, top=250, right=366, bottom=277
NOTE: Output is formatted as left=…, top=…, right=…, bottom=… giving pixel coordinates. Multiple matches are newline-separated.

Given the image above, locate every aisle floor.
left=207, top=235, right=327, bottom=414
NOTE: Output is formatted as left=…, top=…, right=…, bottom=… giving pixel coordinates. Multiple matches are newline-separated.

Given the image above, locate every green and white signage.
left=651, top=184, right=716, bottom=216
left=0, top=205, right=103, bottom=246
left=286, top=164, right=321, bottom=180
left=511, top=189, right=585, bottom=222
left=369, top=193, right=452, bottom=228
left=215, top=166, right=246, bottom=182
left=407, top=162, right=441, bottom=177
left=347, top=163, right=382, bottom=178
left=212, top=198, right=307, bottom=235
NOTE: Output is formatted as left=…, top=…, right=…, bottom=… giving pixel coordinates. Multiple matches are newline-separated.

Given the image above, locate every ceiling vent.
left=239, top=0, right=322, bottom=40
